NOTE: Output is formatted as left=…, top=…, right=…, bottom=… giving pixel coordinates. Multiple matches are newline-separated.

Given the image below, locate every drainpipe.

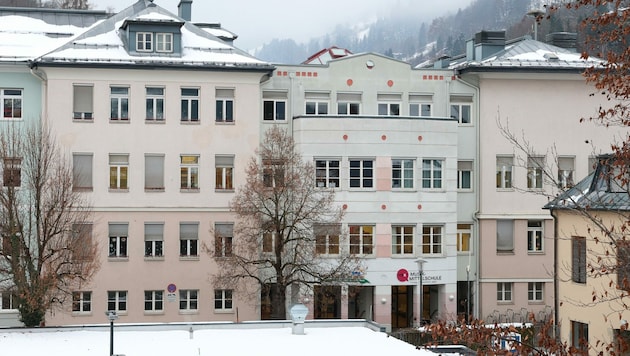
left=455, top=72, right=481, bottom=319
left=28, top=62, right=48, bottom=125
left=550, top=209, right=559, bottom=340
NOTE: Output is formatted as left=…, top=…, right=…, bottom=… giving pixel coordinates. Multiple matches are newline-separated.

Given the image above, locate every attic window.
left=156, top=33, right=173, bottom=52
left=136, top=32, right=173, bottom=53
left=137, top=32, right=153, bottom=52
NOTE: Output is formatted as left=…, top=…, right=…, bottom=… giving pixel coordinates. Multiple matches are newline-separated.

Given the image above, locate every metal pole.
left=466, top=265, right=470, bottom=322
left=109, top=319, right=114, bottom=356
left=419, top=271, right=423, bottom=325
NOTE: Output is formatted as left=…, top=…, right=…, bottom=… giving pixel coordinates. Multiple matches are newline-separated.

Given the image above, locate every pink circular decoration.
left=387, top=80, right=394, bottom=87
left=343, top=134, right=348, bottom=141
left=381, top=135, right=387, bottom=141
left=417, top=204, right=422, bottom=210
left=381, top=204, right=387, bottom=210
left=418, top=135, right=423, bottom=141
left=346, top=79, right=353, bottom=86
left=342, top=204, right=348, bottom=210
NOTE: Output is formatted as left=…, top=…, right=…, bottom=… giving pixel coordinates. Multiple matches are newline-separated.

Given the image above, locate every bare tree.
left=211, top=126, right=362, bottom=320
left=0, top=123, right=97, bottom=327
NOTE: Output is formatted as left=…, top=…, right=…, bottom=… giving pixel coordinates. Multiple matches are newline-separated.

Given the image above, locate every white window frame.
left=144, top=290, right=164, bottom=312
left=214, top=223, right=233, bottom=258
left=108, top=223, right=128, bottom=258
left=527, top=220, right=544, bottom=253
left=392, top=159, right=414, bottom=189
left=527, top=156, right=545, bottom=189
left=496, top=156, right=513, bottom=189
left=73, top=84, right=93, bottom=120
left=558, top=156, right=575, bottom=188
left=349, top=225, right=374, bottom=256
left=215, top=155, right=234, bottom=190
left=144, top=154, right=164, bottom=191
left=1, top=88, right=22, bottom=119
left=315, top=159, right=340, bottom=188
left=497, top=219, right=514, bottom=253
left=136, top=32, right=153, bottom=52
left=422, top=159, right=443, bottom=189
left=457, top=223, right=472, bottom=253
left=146, top=87, right=164, bottom=121
left=305, top=100, right=329, bottom=115
left=110, top=86, right=129, bottom=121
left=262, top=231, right=277, bottom=253
left=179, top=289, right=198, bottom=311
left=392, top=225, right=414, bottom=255
left=180, top=155, right=199, bottom=190
left=156, top=32, right=173, bottom=52
left=214, top=289, right=233, bottom=311
left=3, top=157, right=21, bottom=187
left=180, top=222, right=199, bottom=257
left=72, top=153, right=93, bottom=191
left=109, top=154, right=129, bottom=190
left=349, top=159, right=374, bottom=189
left=378, top=102, right=400, bottom=116
left=144, top=223, right=164, bottom=258
left=497, top=282, right=512, bottom=302
left=457, top=161, right=473, bottom=191
left=337, top=92, right=361, bottom=115
left=216, top=88, right=234, bottom=123
left=450, top=103, right=472, bottom=124
left=528, top=282, right=544, bottom=302
left=263, top=99, right=286, bottom=121
left=422, top=225, right=443, bottom=255
left=107, top=290, right=127, bottom=312
left=315, top=224, right=340, bottom=255
left=409, top=103, right=432, bottom=117
left=72, top=291, right=92, bottom=313
left=181, top=88, right=199, bottom=122
left=0, top=292, right=16, bottom=311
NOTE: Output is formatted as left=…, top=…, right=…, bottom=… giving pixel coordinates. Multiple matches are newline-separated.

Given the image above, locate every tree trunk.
left=271, top=284, right=287, bottom=320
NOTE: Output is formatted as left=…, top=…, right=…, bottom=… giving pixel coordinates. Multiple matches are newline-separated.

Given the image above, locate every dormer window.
left=156, top=33, right=173, bottom=52
left=137, top=32, right=153, bottom=52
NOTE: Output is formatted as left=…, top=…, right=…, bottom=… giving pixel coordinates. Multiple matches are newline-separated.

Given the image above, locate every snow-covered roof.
left=0, top=322, right=445, bottom=356
left=454, top=37, right=601, bottom=72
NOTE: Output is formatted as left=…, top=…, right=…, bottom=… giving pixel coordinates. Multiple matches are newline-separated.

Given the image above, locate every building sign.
left=396, top=268, right=442, bottom=284
left=167, top=283, right=177, bottom=302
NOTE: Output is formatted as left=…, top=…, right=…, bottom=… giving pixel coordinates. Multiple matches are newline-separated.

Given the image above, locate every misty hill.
left=252, top=0, right=586, bottom=66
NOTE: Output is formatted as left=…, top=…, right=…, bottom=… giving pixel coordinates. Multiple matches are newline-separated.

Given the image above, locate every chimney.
left=178, top=0, right=192, bottom=21
left=545, top=32, right=577, bottom=51
left=473, top=30, right=506, bottom=61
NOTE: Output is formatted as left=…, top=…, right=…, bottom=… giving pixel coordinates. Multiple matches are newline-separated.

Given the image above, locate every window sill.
left=180, top=120, right=200, bottom=125
left=179, top=310, right=199, bottom=315
left=527, top=301, right=545, bottom=305
left=108, top=311, right=127, bottom=316
left=496, top=188, right=515, bottom=192
left=146, top=119, right=166, bottom=124
left=214, top=309, right=234, bottom=314
left=315, top=254, right=341, bottom=259
left=179, top=256, right=200, bottom=261
left=497, top=301, right=514, bottom=305
left=72, top=118, right=94, bottom=123
left=348, top=188, right=376, bottom=192
left=144, top=311, right=165, bottom=315
left=390, top=254, right=417, bottom=258
left=391, top=188, right=417, bottom=192
left=420, top=253, right=446, bottom=258
left=496, top=250, right=514, bottom=255
left=457, top=251, right=473, bottom=255
left=421, top=188, right=446, bottom=193
left=73, top=187, right=93, bottom=192
left=145, top=188, right=165, bottom=192
left=180, top=188, right=200, bottom=193
left=215, top=189, right=235, bottom=193
left=215, top=121, right=235, bottom=125
left=0, top=309, right=19, bottom=313
left=109, top=188, right=129, bottom=193
left=144, top=256, right=164, bottom=261
left=527, top=251, right=545, bottom=255
left=457, top=189, right=473, bottom=193
left=108, top=257, right=129, bottom=262
left=72, top=311, right=93, bottom=316
left=110, top=118, right=130, bottom=123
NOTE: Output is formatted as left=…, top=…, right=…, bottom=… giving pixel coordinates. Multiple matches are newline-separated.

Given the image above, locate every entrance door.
left=314, top=285, right=341, bottom=319
left=391, top=285, right=413, bottom=328
left=348, top=286, right=374, bottom=320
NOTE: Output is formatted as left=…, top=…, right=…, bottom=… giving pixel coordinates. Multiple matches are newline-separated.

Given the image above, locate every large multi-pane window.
left=392, top=159, right=414, bottom=189
left=180, top=222, right=199, bottom=257
left=3, top=157, right=21, bottom=187
left=422, top=225, right=442, bottom=254
left=214, top=223, right=233, bottom=257
left=0, top=292, right=16, bottom=310
left=73, top=84, right=93, bottom=120
left=450, top=103, right=472, bottom=124
left=337, top=92, right=361, bottom=115
left=558, top=156, right=575, bottom=188
left=1, top=89, right=22, bottom=119
left=110, top=87, right=129, bottom=120
left=144, top=223, right=164, bottom=258
left=496, top=156, right=513, bottom=189
left=108, top=223, right=128, bottom=258
left=109, top=154, right=129, bottom=190
left=179, top=289, right=198, bottom=311
left=72, top=153, right=93, bottom=191
left=349, top=159, right=374, bottom=188
left=262, top=91, right=287, bottom=121
left=181, top=88, right=199, bottom=122
left=136, top=32, right=153, bottom=51
left=180, top=155, right=199, bottom=190
left=527, top=156, right=545, bottom=189
left=571, top=321, right=589, bottom=352
left=155, top=33, right=173, bottom=52
left=107, top=290, right=127, bottom=312
left=378, top=103, right=400, bottom=116
left=457, top=224, right=472, bottom=252
left=145, top=87, right=164, bottom=121
left=409, top=94, right=432, bottom=117
left=144, top=290, right=164, bottom=312
left=315, top=159, right=340, bottom=188
left=215, top=155, right=234, bottom=190
left=214, top=289, right=233, bottom=310
left=457, top=161, right=473, bottom=190
left=349, top=225, right=374, bottom=255
left=263, top=159, right=284, bottom=188
left=527, top=282, right=544, bottom=302
left=496, top=219, right=514, bottom=253
left=392, top=225, right=414, bottom=255
left=497, top=282, right=512, bottom=302
left=144, top=154, right=164, bottom=191
left=315, top=224, right=340, bottom=255
left=422, top=159, right=443, bottom=189
left=72, top=291, right=92, bottom=312
left=572, top=236, right=586, bottom=284
left=527, top=220, right=543, bottom=252
left=216, top=88, right=234, bottom=122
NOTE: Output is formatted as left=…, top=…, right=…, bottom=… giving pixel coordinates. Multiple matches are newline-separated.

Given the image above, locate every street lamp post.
left=527, top=9, right=545, bottom=41
left=415, top=258, right=426, bottom=326
left=106, top=311, right=118, bottom=356
left=466, top=265, right=471, bottom=322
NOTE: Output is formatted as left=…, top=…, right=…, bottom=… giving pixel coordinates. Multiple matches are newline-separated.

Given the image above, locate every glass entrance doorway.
left=348, top=286, right=374, bottom=320
left=391, top=285, right=413, bottom=328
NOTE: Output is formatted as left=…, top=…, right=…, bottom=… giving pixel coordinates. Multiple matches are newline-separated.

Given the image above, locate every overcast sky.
left=93, top=0, right=473, bottom=51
